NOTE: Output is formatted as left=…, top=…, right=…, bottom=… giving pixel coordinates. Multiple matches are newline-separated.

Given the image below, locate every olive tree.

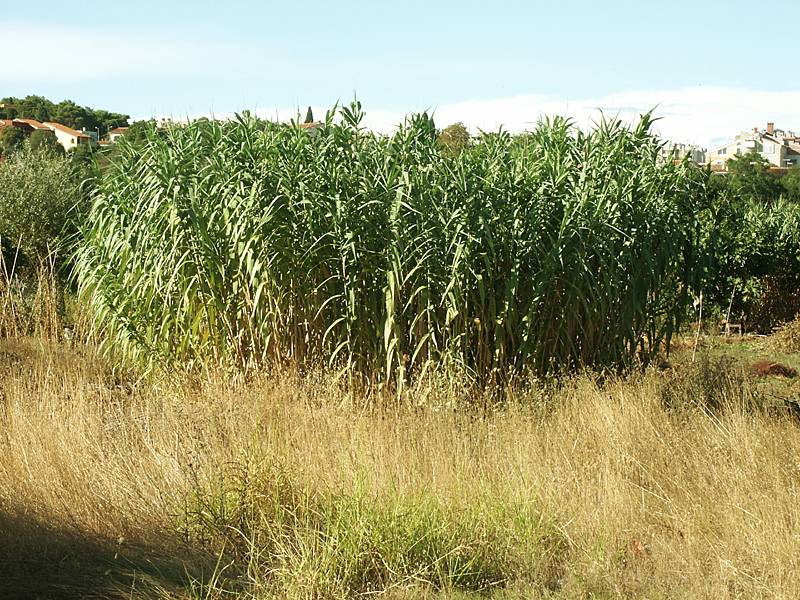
left=0, top=148, right=89, bottom=266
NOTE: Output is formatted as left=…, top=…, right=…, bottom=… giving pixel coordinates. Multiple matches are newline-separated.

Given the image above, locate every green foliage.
left=701, top=190, right=800, bottom=331
left=0, top=101, right=16, bottom=119
left=181, top=459, right=562, bottom=597
left=93, top=109, right=130, bottom=136
left=703, top=156, right=800, bottom=330
left=0, top=126, right=26, bottom=156
left=437, top=122, right=470, bottom=157
left=77, top=104, right=706, bottom=381
left=52, top=100, right=94, bottom=131
left=28, top=130, right=64, bottom=156
left=0, top=95, right=129, bottom=137
left=726, top=152, right=782, bottom=201
left=123, top=119, right=159, bottom=145
left=782, top=166, right=800, bottom=201
left=0, top=148, right=89, bottom=265
left=7, top=95, right=52, bottom=122
left=304, top=106, right=314, bottom=124
left=70, top=142, right=96, bottom=166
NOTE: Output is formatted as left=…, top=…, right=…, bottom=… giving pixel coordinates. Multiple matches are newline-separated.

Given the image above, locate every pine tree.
left=304, top=106, right=314, bottom=124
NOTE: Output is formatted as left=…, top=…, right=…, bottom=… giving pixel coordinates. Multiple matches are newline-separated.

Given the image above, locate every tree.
left=727, top=152, right=782, bottom=202
left=124, top=119, right=158, bottom=145
left=29, top=130, right=64, bottom=156
left=0, top=126, right=26, bottom=157
left=781, top=166, right=800, bottom=201
left=14, top=95, right=54, bottom=123
left=0, top=95, right=129, bottom=137
left=93, top=109, right=130, bottom=137
left=0, top=147, right=89, bottom=265
left=0, top=98, right=18, bottom=119
left=53, top=99, right=96, bottom=132
left=437, top=122, right=470, bottom=157
left=304, top=106, right=314, bottom=124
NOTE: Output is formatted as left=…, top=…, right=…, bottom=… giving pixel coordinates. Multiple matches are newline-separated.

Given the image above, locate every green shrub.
left=726, top=153, right=782, bottom=202
left=0, top=148, right=89, bottom=266
left=702, top=194, right=800, bottom=332
left=28, top=129, right=64, bottom=156
left=0, top=126, right=26, bottom=157
left=69, top=141, right=96, bottom=165
left=782, top=166, right=800, bottom=201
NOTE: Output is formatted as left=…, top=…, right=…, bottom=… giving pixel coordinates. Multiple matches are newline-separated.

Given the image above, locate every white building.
left=44, top=122, right=93, bottom=152
left=108, top=126, right=128, bottom=142
left=660, top=142, right=706, bottom=165
left=708, top=122, right=800, bottom=171
left=761, top=124, right=800, bottom=168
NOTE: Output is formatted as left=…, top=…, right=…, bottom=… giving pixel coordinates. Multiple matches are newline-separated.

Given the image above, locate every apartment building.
left=708, top=122, right=800, bottom=171
left=660, top=142, right=706, bottom=165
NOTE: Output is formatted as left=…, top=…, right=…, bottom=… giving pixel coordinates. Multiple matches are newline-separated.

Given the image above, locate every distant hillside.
left=0, top=95, right=129, bottom=137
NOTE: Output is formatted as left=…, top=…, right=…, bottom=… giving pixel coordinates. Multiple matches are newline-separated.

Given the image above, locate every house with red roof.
left=108, top=126, right=129, bottom=142
left=0, top=118, right=50, bottom=134
left=43, top=122, right=94, bottom=151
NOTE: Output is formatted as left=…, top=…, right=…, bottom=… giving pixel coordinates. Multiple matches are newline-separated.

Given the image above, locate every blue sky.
left=3, top=1, right=799, bottom=146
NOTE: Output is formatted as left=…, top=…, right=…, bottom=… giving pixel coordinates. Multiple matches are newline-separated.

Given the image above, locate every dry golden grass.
left=1, top=338, right=800, bottom=598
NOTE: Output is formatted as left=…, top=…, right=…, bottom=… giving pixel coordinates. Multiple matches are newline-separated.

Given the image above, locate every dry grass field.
left=3, top=80, right=800, bottom=600
left=2, top=334, right=800, bottom=599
